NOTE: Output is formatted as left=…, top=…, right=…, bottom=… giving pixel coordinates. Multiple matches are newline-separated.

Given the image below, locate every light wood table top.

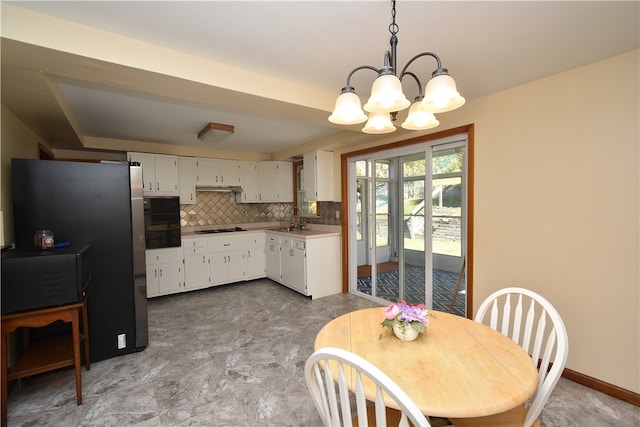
left=314, top=307, right=539, bottom=425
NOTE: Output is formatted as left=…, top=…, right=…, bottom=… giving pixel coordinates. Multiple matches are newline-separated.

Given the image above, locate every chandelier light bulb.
left=362, top=112, right=396, bottom=134
left=420, top=74, right=466, bottom=114
left=363, top=74, right=411, bottom=114
left=401, top=101, right=440, bottom=130
left=328, top=91, right=368, bottom=125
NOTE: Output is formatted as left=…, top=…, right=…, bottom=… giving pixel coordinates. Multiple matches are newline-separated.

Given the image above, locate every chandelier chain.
left=389, top=0, right=399, bottom=37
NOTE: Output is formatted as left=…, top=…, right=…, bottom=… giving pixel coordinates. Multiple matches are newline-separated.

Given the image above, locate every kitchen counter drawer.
left=265, top=233, right=281, bottom=244
left=183, top=246, right=206, bottom=255
left=146, top=247, right=182, bottom=265
left=247, top=232, right=265, bottom=248
left=182, top=237, right=206, bottom=249
left=206, top=234, right=247, bottom=253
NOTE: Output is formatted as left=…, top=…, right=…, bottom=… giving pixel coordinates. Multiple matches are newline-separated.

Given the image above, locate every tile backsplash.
left=180, top=192, right=342, bottom=227
left=180, top=192, right=293, bottom=227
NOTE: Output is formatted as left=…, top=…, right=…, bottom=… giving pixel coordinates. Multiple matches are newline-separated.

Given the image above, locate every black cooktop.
left=194, top=227, right=246, bottom=234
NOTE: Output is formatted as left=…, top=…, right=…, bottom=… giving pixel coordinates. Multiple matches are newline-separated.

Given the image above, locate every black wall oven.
left=143, top=196, right=181, bottom=249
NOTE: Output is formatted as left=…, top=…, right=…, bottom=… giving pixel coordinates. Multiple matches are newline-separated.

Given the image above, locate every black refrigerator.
left=10, top=159, right=148, bottom=362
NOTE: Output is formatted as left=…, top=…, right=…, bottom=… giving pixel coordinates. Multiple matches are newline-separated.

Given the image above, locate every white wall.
left=332, top=50, right=640, bottom=393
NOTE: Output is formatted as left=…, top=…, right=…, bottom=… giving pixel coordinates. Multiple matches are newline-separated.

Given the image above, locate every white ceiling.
left=1, top=1, right=638, bottom=156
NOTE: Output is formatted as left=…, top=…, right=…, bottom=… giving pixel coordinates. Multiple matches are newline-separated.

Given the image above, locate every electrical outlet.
left=335, top=210, right=340, bottom=219
left=117, top=334, right=126, bottom=349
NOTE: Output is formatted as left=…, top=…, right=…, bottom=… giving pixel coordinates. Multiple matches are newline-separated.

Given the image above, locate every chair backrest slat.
left=501, top=295, right=511, bottom=336
left=338, top=363, right=353, bottom=427
left=532, top=312, right=546, bottom=365
left=521, top=298, right=536, bottom=353
left=512, top=294, right=523, bottom=342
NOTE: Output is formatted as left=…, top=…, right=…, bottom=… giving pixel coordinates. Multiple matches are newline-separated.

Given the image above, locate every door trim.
left=340, top=124, right=475, bottom=318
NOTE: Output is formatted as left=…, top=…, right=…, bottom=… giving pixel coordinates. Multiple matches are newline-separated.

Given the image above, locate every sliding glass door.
left=350, top=135, right=467, bottom=315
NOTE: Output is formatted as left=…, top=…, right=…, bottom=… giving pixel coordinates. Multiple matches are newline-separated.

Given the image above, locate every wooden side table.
left=1, top=297, right=90, bottom=427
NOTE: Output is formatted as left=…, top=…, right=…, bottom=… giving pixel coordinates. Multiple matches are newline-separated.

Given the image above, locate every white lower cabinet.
left=265, top=232, right=341, bottom=299
left=210, top=252, right=246, bottom=285
left=181, top=233, right=267, bottom=292
left=246, top=233, right=266, bottom=280
left=265, top=233, right=281, bottom=281
left=183, top=238, right=209, bottom=290
left=146, top=247, right=184, bottom=297
left=280, top=237, right=306, bottom=295
left=207, top=233, right=247, bottom=286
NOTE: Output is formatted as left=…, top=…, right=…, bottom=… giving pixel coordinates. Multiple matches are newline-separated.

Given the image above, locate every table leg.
left=71, top=309, right=82, bottom=406
left=81, top=300, right=90, bottom=371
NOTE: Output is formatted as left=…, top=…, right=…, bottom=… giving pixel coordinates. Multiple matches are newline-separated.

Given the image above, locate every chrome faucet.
left=297, top=217, right=307, bottom=230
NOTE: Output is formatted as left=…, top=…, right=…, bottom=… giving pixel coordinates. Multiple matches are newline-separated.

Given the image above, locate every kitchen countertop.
left=181, top=222, right=340, bottom=239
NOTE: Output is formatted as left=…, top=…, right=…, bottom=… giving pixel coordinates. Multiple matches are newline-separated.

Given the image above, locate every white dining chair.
left=474, top=287, right=569, bottom=427
left=305, top=347, right=431, bottom=427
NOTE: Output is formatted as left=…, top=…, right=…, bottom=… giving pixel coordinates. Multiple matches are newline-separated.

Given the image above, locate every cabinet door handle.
left=159, top=269, right=163, bottom=278
left=224, top=243, right=231, bottom=246
left=202, top=256, right=206, bottom=263
left=156, top=182, right=160, bottom=191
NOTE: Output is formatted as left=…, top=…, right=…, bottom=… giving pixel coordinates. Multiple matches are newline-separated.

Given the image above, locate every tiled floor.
left=6, top=279, right=640, bottom=426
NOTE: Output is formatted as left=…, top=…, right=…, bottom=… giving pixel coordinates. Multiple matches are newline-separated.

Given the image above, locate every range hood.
left=196, top=185, right=242, bottom=193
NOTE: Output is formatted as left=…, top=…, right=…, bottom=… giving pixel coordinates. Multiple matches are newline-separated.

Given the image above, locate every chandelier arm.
left=399, top=52, right=445, bottom=80
left=342, top=65, right=381, bottom=91
left=399, top=71, right=424, bottom=99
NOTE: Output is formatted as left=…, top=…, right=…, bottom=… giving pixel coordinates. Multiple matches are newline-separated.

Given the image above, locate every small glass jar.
left=34, top=230, right=55, bottom=250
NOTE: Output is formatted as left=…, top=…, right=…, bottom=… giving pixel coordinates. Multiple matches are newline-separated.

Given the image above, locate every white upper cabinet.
left=128, top=152, right=178, bottom=196
left=220, top=160, right=240, bottom=186
left=238, top=161, right=259, bottom=202
left=257, top=161, right=293, bottom=202
left=196, top=158, right=240, bottom=186
left=196, top=158, right=220, bottom=186
left=303, top=150, right=334, bottom=201
left=177, top=157, right=197, bottom=204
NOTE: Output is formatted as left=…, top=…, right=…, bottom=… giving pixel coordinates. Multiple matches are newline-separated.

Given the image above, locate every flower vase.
left=392, top=321, right=419, bottom=342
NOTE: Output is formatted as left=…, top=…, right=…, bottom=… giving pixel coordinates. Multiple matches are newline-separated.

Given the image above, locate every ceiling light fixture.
left=198, top=122, right=235, bottom=142
left=329, top=0, right=465, bottom=134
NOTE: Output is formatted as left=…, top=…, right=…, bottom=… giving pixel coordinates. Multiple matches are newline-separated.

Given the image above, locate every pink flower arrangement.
left=379, top=300, right=435, bottom=340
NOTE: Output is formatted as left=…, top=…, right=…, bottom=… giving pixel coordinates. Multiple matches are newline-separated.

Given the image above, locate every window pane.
left=403, top=157, right=425, bottom=178
left=375, top=162, right=389, bottom=179
left=432, top=177, right=462, bottom=256
left=432, top=149, right=463, bottom=175
left=355, top=160, right=367, bottom=177
left=375, top=181, right=389, bottom=247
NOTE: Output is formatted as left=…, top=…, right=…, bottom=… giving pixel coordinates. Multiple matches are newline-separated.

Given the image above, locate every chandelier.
left=328, top=0, right=465, bottom=134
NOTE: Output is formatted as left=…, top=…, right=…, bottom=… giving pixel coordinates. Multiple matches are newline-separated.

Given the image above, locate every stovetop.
left=194, top=227, right=246, bottom=234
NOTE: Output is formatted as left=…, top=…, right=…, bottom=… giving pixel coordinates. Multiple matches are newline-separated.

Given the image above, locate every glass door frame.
left=345, top=128, right=473, bottom=316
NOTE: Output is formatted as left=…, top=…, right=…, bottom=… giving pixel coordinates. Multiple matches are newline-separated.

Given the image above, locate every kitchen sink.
left=270, top=227, right=309, bottom=233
